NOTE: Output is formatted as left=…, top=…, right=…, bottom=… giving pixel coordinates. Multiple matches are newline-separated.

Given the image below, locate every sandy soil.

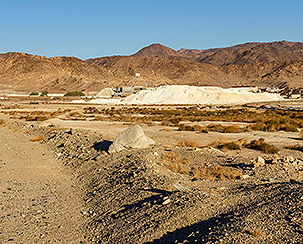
left=0, top=118, right=88, bottom=243
left=1, top=99, right=303, bottom=243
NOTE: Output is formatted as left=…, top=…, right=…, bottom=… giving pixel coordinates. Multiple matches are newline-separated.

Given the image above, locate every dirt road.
left=0, top=122, right=87, bottom=243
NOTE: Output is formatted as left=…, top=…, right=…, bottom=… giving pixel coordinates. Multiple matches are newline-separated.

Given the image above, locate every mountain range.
left=1, top=40, right=303, bottom=94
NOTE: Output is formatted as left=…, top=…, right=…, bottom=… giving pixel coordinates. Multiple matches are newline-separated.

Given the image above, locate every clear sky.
left=1, top=0, right=303, bottom=59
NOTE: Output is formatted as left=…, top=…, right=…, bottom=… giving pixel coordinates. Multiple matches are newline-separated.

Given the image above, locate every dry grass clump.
left=191, top=165, right=242, bottom=181
left=209, top=140, right=241, bottom=151
left=217, top=141, right=241, bottom=150
left=245, top=138, right=279, bottom=154
left=176, top=139, right=199, bottom=148
left=30, top=136, right=45, bottom=142
left=246, top=227, right=264, bottom=237
left=25, top=116, right=49, bottom=121
left=162, top=152, right=191, bottom=174
left=162, top=152, right=242, bottom=180
left=94, top=107, right=303, bottom=132
left=223, top=124, right=242, bottom=133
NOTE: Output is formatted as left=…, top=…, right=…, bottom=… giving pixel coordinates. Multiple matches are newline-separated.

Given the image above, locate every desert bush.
left=162, top=152, right=191, bottom=174
left=191, top=165, right=242, bottom=181
left=176, top=139, right=199, bottom=148
left=178, top=124, right=195, bottom=131
left=246, top=227, right=264, bottom=237
left=245, top=138, right=279, bottom=154
left=25, top=116, right=49, bottom=121
left=162, top=151, right=242, bottom=180
left=217, top=141, right=241, bottom=150
left=223, top=124, right=242, bottom=133
left=64, top=91, right=85, bottom=97
left=29, top=92, right=39, bottom=96
left=207, top=124, right=225, bottom=132
left=40, top=91, right=48, bottom=96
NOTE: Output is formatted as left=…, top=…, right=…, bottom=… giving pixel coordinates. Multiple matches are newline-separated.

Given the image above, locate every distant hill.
left=1, top=40, right=303, bottom=94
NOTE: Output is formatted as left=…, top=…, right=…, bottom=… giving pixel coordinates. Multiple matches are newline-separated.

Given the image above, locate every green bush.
left=29, top=92, right=39, bottom=96
left=64, top=91, right=85, bottom=97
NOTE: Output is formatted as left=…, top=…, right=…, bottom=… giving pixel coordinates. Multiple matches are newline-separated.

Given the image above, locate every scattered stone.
left=242, top=174, right=250, bottom=179
left=173, top=183, right=190, bottom=191
left=108, top=125, right=155, bottom=153
left=162, top=198, right=171, bottom=205
left=284, top=156, right=294, bottom=164
left=252, top=156, right=265, bottom=168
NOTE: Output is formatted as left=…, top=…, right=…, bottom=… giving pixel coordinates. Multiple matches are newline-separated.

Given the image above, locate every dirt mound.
left=122, top=85, right=283, bottom=105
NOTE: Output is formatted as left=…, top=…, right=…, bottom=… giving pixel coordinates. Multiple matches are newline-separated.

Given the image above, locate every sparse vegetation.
left=223, top=124, right=242, bottom=133
left=162, top=151, right=191, bottom=175
left=191, top=165, right=242, bottom=181
left=162, top=151, right=242, bottom=180
left=64, top=91, right=85, bottom=97
left=40, top=91, right=48, bottom=96
left=246, top=227, right=264, bottom=237
left=245, top=138, right=279, bottom=154
left=84, top=107, right=303, bottom=133
left=29, top=92, right=39, bottom=96
left=217, top=141, right=241, bottom=150
left=176, top=139, right=199, bottom=148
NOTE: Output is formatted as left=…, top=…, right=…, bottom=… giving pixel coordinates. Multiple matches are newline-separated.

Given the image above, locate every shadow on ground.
left=93, top=140, right=112, bottom=152
left=145, top=212, right=233, bottom=244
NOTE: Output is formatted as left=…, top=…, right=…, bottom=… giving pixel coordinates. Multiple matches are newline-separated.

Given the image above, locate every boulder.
left=108, top=125, right=155, bottom=153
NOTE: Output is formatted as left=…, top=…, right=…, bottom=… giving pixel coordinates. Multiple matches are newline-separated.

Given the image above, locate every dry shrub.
left=162, top=151, right=242, bottom=181
left=245, top=138, right=278, bottom=154
left=178, top=124, right=208, bottom=132
left=178, top=124, right=195, bottom=131
left=223, top=124, right=242, bottom=133
left=162, top=152, right=191, bottom=174
left=191, top=165, right=242, bottom=181
left=246, top=228, right=264, bottom=237
left=209, top=140, right=241, bottom=150
left=31, top=136, right=45, bottom=142
left=176, top=139, right=199, bottom=148
left=207, top=124, right=225, bottom=132
left=217, top=141, right=241, bottom=150
left=25, top=116, right=49, bottom=121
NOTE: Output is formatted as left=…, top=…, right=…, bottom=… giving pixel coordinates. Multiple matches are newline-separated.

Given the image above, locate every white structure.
left=96, top=88, right=115, bottom=98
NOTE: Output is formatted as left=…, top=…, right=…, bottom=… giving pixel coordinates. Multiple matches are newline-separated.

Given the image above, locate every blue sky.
left=0, top=0, right=302, bottom=59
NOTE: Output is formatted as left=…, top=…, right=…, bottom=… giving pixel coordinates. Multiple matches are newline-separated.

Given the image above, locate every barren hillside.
left=1, top=41, right=303, bottom=94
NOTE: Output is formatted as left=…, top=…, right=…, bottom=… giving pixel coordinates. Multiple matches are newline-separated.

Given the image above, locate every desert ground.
left=1, top=97, right=303, bottom=243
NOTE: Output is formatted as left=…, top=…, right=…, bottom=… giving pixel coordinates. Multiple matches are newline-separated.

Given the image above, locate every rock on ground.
left=108, top=125, right=155, bottom=153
